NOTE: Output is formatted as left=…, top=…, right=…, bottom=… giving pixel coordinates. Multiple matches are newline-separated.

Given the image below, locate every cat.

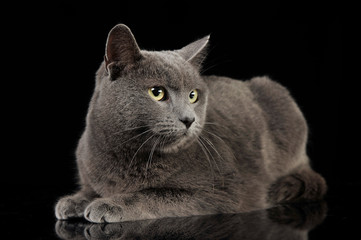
left=55, top=24, right=327, bottom=223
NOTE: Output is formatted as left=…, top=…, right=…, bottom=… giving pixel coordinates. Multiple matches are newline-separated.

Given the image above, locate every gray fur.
left=55, top=24, right=327, bottom=223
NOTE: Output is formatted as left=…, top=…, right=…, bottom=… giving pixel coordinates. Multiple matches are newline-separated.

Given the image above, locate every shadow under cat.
left=56, top=201, right=327, bottom=240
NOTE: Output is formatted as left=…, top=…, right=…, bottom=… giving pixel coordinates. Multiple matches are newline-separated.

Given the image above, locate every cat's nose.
left=179, top=117, right=195, bottom=129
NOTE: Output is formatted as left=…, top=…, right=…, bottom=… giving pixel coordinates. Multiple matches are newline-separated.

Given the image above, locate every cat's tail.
left=267, top=165, right=327, bottom=204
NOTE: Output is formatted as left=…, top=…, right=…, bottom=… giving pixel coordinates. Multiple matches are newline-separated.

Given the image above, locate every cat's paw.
left=84, top=223, right=126, bottom=239
left=84, top=199, right=123, bottom=223
left=55, top=220, right=88, bottom=240
left=55, top=196, right=90, bottom=220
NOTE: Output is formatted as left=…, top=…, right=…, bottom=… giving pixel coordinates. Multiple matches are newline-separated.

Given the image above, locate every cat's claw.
left=84, top=199, right=123, bottom=223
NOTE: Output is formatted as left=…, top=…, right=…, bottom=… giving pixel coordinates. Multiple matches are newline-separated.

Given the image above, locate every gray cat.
left=55, top=24, right=327, bottom=223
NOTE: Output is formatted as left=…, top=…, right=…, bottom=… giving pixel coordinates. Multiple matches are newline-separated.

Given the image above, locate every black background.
left=3, top=1, right=355, bottom=239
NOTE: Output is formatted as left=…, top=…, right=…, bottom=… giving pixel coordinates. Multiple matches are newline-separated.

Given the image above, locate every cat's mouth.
left=156, top=128, right=199, bottom=154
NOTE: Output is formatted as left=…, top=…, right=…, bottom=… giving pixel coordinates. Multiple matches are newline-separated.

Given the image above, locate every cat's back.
left=203, top=75, right=308, bottom=177
left=203, top=75, right=292, bottom=107
left=203, top=75, right=306, bottom=130
left=203, top=75, right=268, bottom=122
left=203, top=75, right=254, bottom=114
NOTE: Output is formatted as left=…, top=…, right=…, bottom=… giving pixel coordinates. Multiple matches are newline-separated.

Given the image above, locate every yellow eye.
left=189, top=89, right=198, bottom=103
left=148, top=86, right=166, bottom=101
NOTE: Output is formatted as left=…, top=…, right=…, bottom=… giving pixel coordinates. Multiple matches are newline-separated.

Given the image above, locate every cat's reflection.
left=56, top=201, right=326, bottom=240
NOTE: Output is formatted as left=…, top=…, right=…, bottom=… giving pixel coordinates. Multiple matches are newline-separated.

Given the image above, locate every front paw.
left=55, top=196, right=90, bottom=220
left=55, top=220, right=88, bottom=240
left=84, top=199, right=123, bottom=223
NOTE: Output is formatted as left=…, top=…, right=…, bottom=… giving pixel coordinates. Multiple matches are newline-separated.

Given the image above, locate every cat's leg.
left=55, top=186, right=98, bottom=220
left=83, top=189, right=228, bottom=223
left=268, top=166, right=327, bottom=204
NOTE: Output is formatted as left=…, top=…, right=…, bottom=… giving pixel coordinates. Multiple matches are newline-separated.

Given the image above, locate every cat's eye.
left=189, top=89, right=199, bottom=104
left=148, top=86, right=166, bottom=101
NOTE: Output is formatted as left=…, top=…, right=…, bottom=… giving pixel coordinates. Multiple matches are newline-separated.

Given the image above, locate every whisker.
left=116, top=125, right=152, bottom=133
left=200, top=62, right=221, bottom=74
left=197, top=137, right=215, bottom=179
left=202, top=129, right=229, bottom=147
left=127, top=134, right=156, bottom=170
left=203, top=122, right=228, bottom=129
left=90, top=127, right=154, bottom=162
left=200, top=136, right=222, bottom=174
left=201, top=129, right=237, bottom=162
left=199, top=136, right=221, bottom=173
left=161, top=135, right=166, bottom=150
left=146, top=136, right=161, bottom=173
left=107, top=124, right=153, bottom=138
left=159, top=135, right=168, bottom=154
left=119, top=129, right=153, bottom=146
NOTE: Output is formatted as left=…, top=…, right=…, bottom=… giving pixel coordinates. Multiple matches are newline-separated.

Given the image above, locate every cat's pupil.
left=152, top=87, right=162, bottom=96
left=189, top=91, right=195, bottom=99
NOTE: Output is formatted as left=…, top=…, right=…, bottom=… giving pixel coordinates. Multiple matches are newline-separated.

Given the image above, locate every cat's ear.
left=104, top=24, right=143, bottom=80
left=177, top=35, right=210, bottom=71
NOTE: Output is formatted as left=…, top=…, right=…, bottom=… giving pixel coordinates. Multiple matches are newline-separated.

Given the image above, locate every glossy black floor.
left=0, top=181, right=359, bottom=240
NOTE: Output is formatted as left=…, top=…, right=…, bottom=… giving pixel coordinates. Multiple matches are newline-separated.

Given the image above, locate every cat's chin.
left=160, top=133, right=198, bottom=154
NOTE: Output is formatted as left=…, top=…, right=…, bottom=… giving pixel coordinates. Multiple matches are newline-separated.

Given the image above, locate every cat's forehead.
left=139, top=51, right=199, bottom=88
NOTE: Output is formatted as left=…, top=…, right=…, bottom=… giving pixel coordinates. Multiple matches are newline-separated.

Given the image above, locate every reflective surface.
left=55, top=202, right=326, bottom=240
left=1, top=184, right=360, bottom=239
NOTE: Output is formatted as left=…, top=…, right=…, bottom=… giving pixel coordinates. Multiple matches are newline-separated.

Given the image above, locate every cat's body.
left=55, top=24, right=326, bottom=223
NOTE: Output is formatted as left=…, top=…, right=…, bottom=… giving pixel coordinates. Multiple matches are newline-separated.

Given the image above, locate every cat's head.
left=93, top=24, right=210, bottom=153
